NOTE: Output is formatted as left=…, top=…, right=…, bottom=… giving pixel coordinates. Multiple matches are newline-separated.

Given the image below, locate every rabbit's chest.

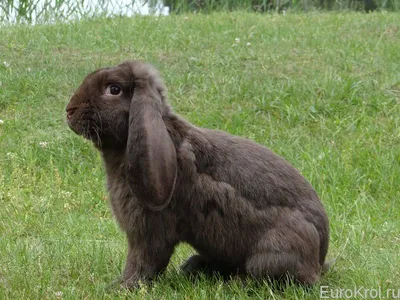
left=101, top=152, right=144, bottom=232
left=106, top=173, right=141, bottom=232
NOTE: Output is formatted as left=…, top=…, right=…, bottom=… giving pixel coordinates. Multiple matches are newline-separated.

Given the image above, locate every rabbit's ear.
left=126, top=78, right=177, bottom=211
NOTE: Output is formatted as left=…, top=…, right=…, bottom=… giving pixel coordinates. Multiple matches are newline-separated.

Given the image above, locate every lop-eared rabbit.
left=66, top=60, right=329, bottom=288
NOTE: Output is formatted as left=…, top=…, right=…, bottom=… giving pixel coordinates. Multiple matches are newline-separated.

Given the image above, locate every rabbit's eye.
left=106, top=84, right=122, bottom=96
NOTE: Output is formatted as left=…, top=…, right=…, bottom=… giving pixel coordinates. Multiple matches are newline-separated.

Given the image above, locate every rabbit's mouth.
left=68, top=118, right=127, bottom=150
left=66, top=104, right=101, bottom=139
left=67, top=116, right=101, bottom=142
left=66, top=105, right=129, bottom=150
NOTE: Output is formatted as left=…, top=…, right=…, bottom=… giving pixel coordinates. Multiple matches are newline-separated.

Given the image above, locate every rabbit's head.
left=66, top=61, right=169, bottom=149
left=66, top=61, right=177, bottom=211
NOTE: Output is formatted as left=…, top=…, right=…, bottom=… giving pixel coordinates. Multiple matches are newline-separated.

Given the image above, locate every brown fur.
left=66, top=60, right=329, bottom=288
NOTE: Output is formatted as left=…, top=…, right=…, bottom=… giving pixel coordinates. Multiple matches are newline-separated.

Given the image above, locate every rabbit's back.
left=184, top=128, right=322, bottom=208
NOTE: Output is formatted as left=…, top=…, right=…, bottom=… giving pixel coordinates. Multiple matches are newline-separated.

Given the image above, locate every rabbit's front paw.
left=106, top=274, right=143, bottom=291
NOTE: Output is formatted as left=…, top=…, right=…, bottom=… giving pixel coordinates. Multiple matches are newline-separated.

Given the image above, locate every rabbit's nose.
left=66, top=107, right=77, bottom=119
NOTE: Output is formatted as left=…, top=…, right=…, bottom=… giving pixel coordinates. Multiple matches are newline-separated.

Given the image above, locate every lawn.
left=0, top=12, right=399, bottom=299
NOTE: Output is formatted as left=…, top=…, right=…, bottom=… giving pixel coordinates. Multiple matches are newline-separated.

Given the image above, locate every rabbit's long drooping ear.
left=126, top=69, right=177, bottom=211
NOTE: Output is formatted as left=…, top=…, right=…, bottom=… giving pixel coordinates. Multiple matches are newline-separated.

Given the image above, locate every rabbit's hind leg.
left=245, top=224, right=321, bottom=285
left=245, top=251, right=319, bottom=285
left=180, top=254, right=209, bottom=275
left=180, top=255, right=242, bottom=279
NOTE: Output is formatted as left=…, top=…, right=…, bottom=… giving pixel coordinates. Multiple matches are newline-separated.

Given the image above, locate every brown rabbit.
left=66, top=60, right=329, bottom=288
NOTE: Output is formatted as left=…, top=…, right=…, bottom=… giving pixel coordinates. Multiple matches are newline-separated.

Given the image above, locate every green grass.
left=1, top=12, right=399, bottom=299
